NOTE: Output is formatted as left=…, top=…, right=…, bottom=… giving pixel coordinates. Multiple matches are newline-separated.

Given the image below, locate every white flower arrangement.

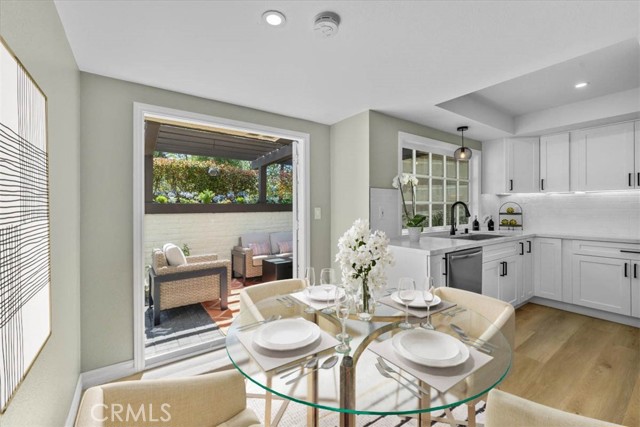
left=392, top=173, right=427, bottom=228
left=335, top=219, right=394, bottom=314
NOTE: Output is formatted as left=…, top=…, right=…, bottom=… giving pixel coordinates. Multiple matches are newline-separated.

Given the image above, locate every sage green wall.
left=369, top=110, right=482, bottom=189
left=329, top=111, right=370, bottom=265
left=0, top=1, right=81, bottom=426
left=79, top=73, right=331, bottom=370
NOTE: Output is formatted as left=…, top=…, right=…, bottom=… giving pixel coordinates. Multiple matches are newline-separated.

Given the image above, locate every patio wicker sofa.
left=231, top=230, right=292, bottom=284
left=149, top=247, right=231, bottom=326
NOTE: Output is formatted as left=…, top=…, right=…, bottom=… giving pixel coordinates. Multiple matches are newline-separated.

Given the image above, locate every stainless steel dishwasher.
left=445, top=247, right=483, bottom=294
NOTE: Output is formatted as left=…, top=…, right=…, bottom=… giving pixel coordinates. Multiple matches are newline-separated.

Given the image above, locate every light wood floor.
left=499, top=303, right=639, bottom=426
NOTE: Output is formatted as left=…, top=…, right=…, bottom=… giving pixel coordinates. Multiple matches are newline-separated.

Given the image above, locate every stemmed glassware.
left=397, top=277, right=416, bottom=329
left=303, top=267, right=316, bottom=314
left=420, top=276, right=435, bottom=330
left=320, top=268, right=336, bottom=314
left=334, top=288, right=351, bottom=354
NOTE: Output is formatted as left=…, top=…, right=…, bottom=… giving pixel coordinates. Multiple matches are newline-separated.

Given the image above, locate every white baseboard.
left=64, top=376, right=84, bottom=427
left=530, top=297, right=640, bottom=328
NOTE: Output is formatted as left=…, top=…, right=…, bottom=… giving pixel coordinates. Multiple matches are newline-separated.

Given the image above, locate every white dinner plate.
left=254, top=318, right=321, bottom=351
left=306, top=285, right=344, bottom=302
left=391, top=329, right=469, bottom=368
left=391, top=292, right=441, bottom=308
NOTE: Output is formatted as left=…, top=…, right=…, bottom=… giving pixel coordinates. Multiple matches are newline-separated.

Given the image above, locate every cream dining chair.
left=433, top=286, right=516, bottom=427
left=485, top=389, right=624, bottom=427
left=75, top=370, right=261, bottom=427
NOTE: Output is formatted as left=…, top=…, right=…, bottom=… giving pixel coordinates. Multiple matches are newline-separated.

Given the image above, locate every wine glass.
left=334, top=288, right=351, bottom=354
left=320, top=268, right=336, bottom=314
left=420, top=276, right=435, bottom=330
left=397, top=277, right=416, bottom=329
left=303, top=267, right=316, bottom=314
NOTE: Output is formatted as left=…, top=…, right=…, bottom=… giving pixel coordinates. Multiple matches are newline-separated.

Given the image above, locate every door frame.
left=132, top=102, right=310, bottom=370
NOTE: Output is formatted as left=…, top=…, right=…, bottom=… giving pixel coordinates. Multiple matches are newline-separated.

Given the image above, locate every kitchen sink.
left=450, top=234, right=506, bottom=241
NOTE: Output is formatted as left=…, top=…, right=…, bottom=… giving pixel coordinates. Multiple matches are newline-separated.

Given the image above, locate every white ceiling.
left=54, top=1, right=640, bottom=141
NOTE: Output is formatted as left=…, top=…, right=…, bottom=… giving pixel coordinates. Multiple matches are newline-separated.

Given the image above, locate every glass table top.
left=225, top=292, right=511, bottom=416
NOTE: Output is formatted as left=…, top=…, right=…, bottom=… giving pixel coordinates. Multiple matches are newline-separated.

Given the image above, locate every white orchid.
left=391, top=173, right=426, bottom=227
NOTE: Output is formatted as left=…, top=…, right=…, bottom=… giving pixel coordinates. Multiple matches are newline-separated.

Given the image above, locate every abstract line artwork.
left=0, top=39, right=50, bottom=412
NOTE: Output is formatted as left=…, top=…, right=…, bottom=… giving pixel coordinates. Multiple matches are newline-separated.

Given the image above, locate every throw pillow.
left=164, top=243, right=187, bottom=266
left=248, top=241, right=271, bottom=256
left=278, top=240, right=293, bottom=254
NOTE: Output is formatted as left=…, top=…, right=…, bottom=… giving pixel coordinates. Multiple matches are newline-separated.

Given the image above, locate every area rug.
left=144, top=304, right=221, bottom=346
left=245, top=379, right=487, bottom=427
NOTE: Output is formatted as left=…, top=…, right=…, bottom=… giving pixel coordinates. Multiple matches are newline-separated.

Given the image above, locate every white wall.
left=144, top=212, right=293, bottom=265
left=480, top=192, right=640, bottom=238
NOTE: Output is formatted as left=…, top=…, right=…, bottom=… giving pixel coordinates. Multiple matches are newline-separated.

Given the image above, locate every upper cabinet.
left=482, top=137, right=539, bottom=194
left=540, top=133, right=570, bottom=192
left=570, top=122, right=635, bottom=191
left=636, top=121, right=640, bottom=188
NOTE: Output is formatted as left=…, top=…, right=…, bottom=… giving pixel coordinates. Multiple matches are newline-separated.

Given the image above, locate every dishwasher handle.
left=442, top=256, right=447, bottom=276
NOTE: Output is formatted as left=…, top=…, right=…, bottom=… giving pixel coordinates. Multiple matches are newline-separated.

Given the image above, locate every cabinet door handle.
left=527, top=240, right=532, bottom=253
left=634, top=263, right=638, bottom=279
left=621, top=250, right=640, bottom=254
left=624, top=263, right=628, bottom=278
left=519, top=242, right=524, bottom=256
left=509, top=179, right=513, bottom=191
left=541, top=179, right=544, bottom=191
left=442, top=257, right=447, bottom=276
left=499, top=262, right=506, bottom=277
left=637, top=172, right=639, bottom=187
left=629, top=173, right=633, bottom=187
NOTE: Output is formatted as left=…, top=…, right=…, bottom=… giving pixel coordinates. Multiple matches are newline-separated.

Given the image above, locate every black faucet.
left=450, top=201, right=471, bottom=235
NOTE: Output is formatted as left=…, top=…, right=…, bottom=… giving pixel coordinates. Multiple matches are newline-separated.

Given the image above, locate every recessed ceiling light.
left=574, top=82, right=589, bottom=89
left=263, top=10, right=286, bottom=27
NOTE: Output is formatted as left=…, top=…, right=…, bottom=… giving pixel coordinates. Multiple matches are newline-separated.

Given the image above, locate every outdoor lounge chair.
left=149, top=248, right=231, bottom=326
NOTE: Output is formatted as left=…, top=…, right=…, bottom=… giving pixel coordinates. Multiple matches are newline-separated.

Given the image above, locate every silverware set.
left=284, top=355, right=339, bottom=385
left=375, top=357, right=430, bottom=398
left=276, top=295, right=303, bottom=308
left=450, top=323, right=495, bottom=353
left=236, top=314, right=281, bottom=331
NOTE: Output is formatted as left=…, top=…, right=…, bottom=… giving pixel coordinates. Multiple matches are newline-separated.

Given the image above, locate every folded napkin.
left=236, top=319, right=339, bottom=372
left=368, top=333, right=493, bottom=393
left=379, top=295, right=456, bottom=319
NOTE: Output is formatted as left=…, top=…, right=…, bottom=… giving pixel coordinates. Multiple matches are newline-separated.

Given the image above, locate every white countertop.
left=389, top=231, right=640, bottom=256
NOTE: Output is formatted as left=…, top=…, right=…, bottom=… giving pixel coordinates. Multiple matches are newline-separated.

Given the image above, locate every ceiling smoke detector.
left=314, top=12, right=340, bottom=38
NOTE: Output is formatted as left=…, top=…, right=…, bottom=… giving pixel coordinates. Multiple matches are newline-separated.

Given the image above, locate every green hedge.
left=153, top=158, right=257, bottom=196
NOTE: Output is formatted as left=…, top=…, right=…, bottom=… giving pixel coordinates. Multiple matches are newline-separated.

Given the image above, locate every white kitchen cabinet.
left=533, top=238, right=563, bottom=301
left=570, top=240, right=640, bottom=318
left=520, top=239, right=535, bottom=301
left=482, top=241, right=524, bottom=306
left=539, top=133, right=570, bottom=192
left=482, top=137, right=540, bottom=194
left=635, top=121, right=640, bottom=188
left=570, top=122, right=635, bottom=191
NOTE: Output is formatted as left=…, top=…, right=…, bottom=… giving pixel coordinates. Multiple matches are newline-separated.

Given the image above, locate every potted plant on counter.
left=392, top=173, right=427, bottom=242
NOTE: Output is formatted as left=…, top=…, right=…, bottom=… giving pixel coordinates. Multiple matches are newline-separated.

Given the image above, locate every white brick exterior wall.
left=144, top=211, right=293, bottom=265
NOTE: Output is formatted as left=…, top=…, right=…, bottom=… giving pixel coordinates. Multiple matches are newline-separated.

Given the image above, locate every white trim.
left=81, top=360, right=137, bottom=389
left=64, top=376, right=83, bottom=427
left=397, top=132, right=481, bottom=235
left=132, top=103, right=311, bottom=370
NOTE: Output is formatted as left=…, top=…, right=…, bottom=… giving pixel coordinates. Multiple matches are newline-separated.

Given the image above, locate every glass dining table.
left=225, top=290, right=512, bottom=427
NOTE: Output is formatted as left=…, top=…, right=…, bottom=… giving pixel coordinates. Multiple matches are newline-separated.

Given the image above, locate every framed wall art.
left=0, top=37, right=50, bottom=413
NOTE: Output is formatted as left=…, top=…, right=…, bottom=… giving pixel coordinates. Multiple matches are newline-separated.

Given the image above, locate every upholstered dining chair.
left=485, top=389, right=623, bottom=427
left=75, top=370, right=261, bottom=427
left=238, top=278, right=305, bottom=427
left=433, top=286, right=516, bottom=427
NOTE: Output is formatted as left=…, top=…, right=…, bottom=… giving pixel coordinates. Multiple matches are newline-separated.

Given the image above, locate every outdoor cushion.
left=269, top=231, right=293, bottom=254
left=163, top=243, right=187, bottom=266
left=251, top=255, right=271, bottom=267
left=240, top=232, right=270, bottom=248
left=278, top=240, right=293, bottom=253
left=248, top=241, right=271, bottom=256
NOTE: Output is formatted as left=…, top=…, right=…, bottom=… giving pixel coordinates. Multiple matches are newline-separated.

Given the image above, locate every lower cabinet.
left=534, top=238, right=563, bottom=301
left=570, top=240, right=640, bottom=318
left=482, top=241, right=523, bottom=306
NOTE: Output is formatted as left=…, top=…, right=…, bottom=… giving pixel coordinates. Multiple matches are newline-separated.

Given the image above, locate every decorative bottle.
left=488, top=216, right=495, bottom=231
left=472, top=215, right=480, bottom=231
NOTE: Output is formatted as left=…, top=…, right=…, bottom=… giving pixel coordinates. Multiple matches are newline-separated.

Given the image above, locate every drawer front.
left=571, top=240, right=640, bottom=260
left=483, top=241, right=520, bottom=263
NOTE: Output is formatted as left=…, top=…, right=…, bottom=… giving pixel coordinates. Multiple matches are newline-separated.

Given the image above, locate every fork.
left=276, top=296, right=293, bottom=307
left=375, top=363, right=421, bottom=398
left=377, top=357, right=431, bottom=395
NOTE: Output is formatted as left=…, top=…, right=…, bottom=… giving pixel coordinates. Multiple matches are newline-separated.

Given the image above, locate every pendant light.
left=454, top=126, right=472, bottom=160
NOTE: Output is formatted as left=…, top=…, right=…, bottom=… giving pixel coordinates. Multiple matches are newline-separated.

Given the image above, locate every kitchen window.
left=399, top=132, right=479, bottom=231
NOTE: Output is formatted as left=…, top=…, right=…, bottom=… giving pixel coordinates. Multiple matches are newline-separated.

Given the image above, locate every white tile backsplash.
left=480, top=191, right=640, bottom=239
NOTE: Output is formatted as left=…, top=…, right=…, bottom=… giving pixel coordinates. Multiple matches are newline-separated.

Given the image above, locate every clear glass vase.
left=356, top=278, right=375, bottom=321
